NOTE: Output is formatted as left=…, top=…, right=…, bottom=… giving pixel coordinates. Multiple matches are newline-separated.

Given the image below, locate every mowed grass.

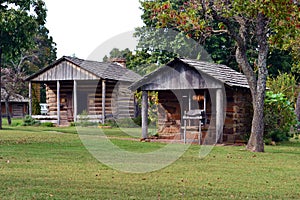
left=0, top=120, right=300, bottom=199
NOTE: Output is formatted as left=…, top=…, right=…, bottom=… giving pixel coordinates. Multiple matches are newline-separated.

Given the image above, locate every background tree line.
left=103, top=0, right=300, bottom=152
left=0, top=0, right=57, bottom=128
left=1, top=0, right=299, bottom=152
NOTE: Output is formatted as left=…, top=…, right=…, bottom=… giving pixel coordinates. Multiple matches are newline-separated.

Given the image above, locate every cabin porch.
left=29, top=80, right=135, bottom=126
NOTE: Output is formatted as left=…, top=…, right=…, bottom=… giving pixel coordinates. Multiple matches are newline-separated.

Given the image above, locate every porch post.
left=188, top=90, right=191, bottom=111
left=188, top=90, right=191, bottom=126
left=73, top=80, right=77, bottom=122
left=204, top=90, right=207, bottom=112
left=102, top=79, right=106, bottom=124
left=29, top=81, right=32, bottom=116
left=141, top=90, right=148, bottom=139
left=57, top=80, right=60, bottom=125
left=216, top=88, right=224, bottom=143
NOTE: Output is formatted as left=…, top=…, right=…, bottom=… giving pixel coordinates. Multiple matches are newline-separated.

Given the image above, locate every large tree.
left=0, top=0, right=50, bottom=129
left=141, top=0, right=300, bottom=152
left=1, top=62, right=26, bottom=125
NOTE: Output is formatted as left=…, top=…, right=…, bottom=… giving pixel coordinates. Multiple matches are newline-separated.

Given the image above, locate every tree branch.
left=207, top=0, right=257, bottom=97
left=211, top=29, right=228, bottom=34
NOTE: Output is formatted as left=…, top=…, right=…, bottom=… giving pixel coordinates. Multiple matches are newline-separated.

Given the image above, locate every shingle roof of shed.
left=130, top=57, right=249, bottom=90
left=179, top=58, right=249, bottom=88
left=1, top=89, right=29, bottom=103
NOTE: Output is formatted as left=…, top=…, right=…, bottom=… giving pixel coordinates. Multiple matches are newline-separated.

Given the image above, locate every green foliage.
left=22, top=115, right=40, bottom=126
left=139, top=0, right=299, bottom=151
left=137, top=0, right=298, bottom=78
left=264, top=91, right=297, bottom=142
left=102, top=46, right=172, bottom=76
left=31, top=88, right=41, bottom=115
left=0, top=2, right=38, bottom=56
left=40, top=122, right=54, bottom=127
left=135, top=91, right=158, bottom=127
left=267, top=72, right=299, bottom=106
left=267, top=50, right=294, bottom=77
left=102, top=48, right=132, bottom=62
left=135, top=27, right=208, bottom=59
left=0, top=1, right=53, bottom=60
left=128, top=50, right=168, bottom=75
left=104, top=120, right=118, bottom=128
left=0, top=0, right=56, bottom=129
left=69, top=122, right=76, bottom=127
left=22, top=26, right=57, bottom=75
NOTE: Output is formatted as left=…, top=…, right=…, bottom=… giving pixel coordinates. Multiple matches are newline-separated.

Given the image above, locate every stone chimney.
left=110, top=58, right=126, bottom=68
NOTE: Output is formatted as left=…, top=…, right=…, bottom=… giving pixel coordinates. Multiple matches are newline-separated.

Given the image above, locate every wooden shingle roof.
left=1, top=89, right=29, bottom=103
left=179, top=58, right=249, bottom=88
left=26, top=56, right=141, bottom=82
left=64, top=56, right=141, bottom=82
left=130, top=57, right=249, bottom=90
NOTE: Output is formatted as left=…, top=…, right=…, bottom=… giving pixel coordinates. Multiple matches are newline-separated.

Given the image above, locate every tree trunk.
left=236, top=45, right=266, bottom=152
left=246, top=91, right=265, bottom=152
left=0, top=47, right=2, bottom=129
left=232, top=13, right=268, bottom=152
left=246, top=13, right=268, bottom=152
left=5, top=99, right=11, bottom=125
left=295, top=92, right=300, bottom=122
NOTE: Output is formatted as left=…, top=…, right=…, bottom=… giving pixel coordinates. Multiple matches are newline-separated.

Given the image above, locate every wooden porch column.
left=57, top=80, right=60, bottom=125
left=216, top=88, right=224, bottom=143
left=102, top=79, right=106, bottom=124
left=204, top=90, right=207, bottom=125
left=188, top=90, right=192, bottom=111
left=29, top=81, right=32, bottom=116
left=141, top=90, right=148, bottom=139
left=204, top=91, right=207, bottom=112
left=73, top=80, right=77, bottom=122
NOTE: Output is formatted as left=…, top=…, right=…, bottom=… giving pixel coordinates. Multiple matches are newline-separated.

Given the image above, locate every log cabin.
left=26, top=56, right=141, bottom=126
left=1, top=89, right=29, bottom=118
left=130, top=58, right=252, bottom=144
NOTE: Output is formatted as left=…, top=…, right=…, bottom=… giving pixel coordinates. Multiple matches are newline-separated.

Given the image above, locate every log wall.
left=156, top=88, right=252, bottom=144
left=1, top=103, right=28, bottom=117
left=114, top=82, right=136, bottom=118
left=45, top=80, right=137, bottom=125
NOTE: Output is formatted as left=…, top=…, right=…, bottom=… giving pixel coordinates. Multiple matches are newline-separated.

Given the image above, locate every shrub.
left=264, top=91, right=297, bottom=142
left=22, top=115, right=41, bottom=126
left=105, top=120, right=119, bottom=128
left=267, top=73, right=298, bottom=105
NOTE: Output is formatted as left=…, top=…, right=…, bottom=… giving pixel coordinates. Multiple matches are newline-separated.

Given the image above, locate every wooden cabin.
left=26, top=56, right=141, bottom=126
left=1, top=89, right=29, bottom=118
left=130, top=58, right=252, bottom=144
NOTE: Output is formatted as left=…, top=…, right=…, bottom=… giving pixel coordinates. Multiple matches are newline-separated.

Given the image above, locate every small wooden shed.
left=26, top=56, right=141, bottom=126
left=1, top=89, right=29, bottom=118
left=130, top=58, right=252, bottom=144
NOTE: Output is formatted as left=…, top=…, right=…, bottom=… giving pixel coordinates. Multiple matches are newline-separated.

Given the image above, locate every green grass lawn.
left=0, top=119, right=300, bottom=199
